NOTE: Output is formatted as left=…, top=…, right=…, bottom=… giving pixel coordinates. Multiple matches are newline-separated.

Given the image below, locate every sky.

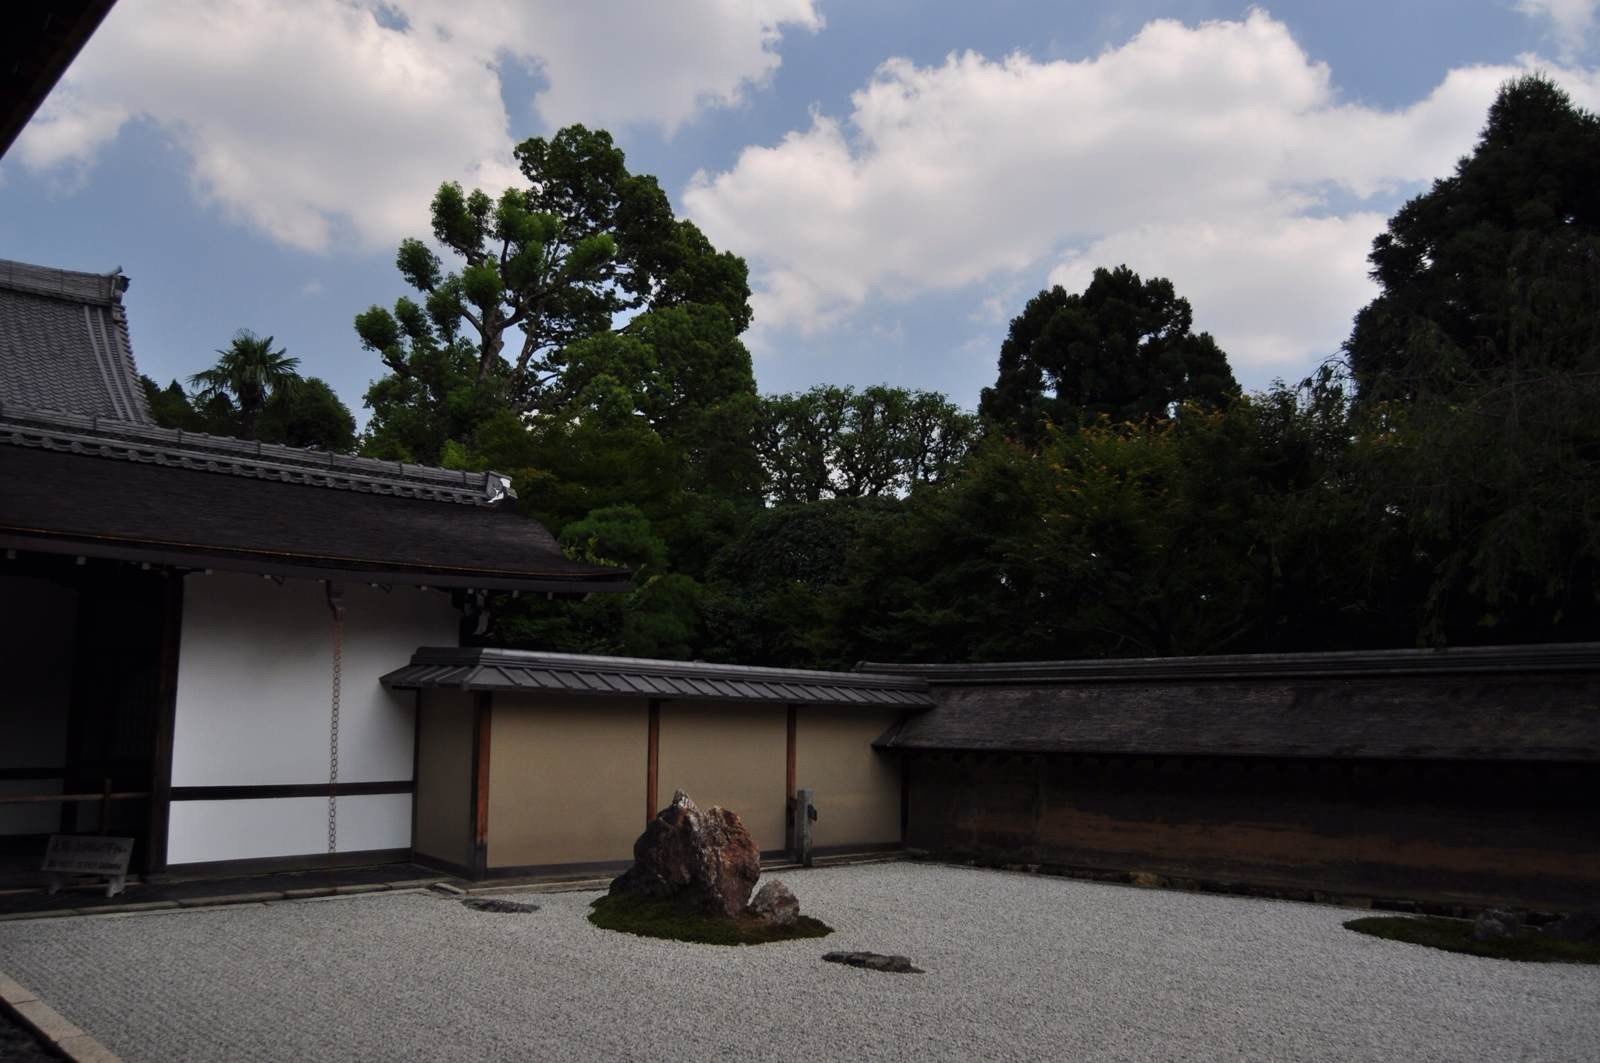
left=3, top=0, right=1599, bottom=420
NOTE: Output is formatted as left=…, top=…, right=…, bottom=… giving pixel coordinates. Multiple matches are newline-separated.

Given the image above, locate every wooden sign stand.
left=43, top=835, right=134, bottom=898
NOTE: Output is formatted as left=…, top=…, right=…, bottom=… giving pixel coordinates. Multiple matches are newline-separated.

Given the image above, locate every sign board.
left=43, top=835, right=134, bottom=897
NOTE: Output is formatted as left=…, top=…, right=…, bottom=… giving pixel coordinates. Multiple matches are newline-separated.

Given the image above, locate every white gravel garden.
left=1, top=862, right=1596, bottom=1062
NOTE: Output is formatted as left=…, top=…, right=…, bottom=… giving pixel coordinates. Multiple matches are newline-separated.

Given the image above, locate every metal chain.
left=328, top=610, right=342, bottom=854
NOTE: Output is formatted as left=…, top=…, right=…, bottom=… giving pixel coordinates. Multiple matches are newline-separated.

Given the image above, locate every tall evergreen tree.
left=980, top=266, right=1238, bottom=443
left=1346, top=74, right=1600, bottom=403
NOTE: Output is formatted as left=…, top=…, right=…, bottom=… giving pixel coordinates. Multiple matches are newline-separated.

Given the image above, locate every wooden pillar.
left=469, top=692, right=492, bottom=877
left=144, top=572, right=184, bottom=876
left=646, top=699, right=661, bottom=825
left=785, top=705, right=798, bottom=850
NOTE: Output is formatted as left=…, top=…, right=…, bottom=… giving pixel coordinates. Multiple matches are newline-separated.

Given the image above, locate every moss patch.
left=1344, top=917, right=1600, bottom=965
left=588, top=894, right=834, bottom=946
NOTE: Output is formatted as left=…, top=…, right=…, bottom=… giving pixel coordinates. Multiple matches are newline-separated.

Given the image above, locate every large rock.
left=749, top=879, right=800, bottom=926
left=1471, top=908, right=1523, bottom=942
left=609, top=790, right=762, bottom=919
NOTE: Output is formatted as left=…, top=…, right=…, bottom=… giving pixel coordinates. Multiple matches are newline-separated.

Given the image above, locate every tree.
left=757, top=385, right=977, bottom=502
left=141, top=376, right=206, bottom=432
left=188, top=329, right=301, bottom=438
left=356, top=125, right=751, bottom=414
left=1343, top=75, right=1600, bottom=644
left=979, top=266, right=1239, bottom=443
left=701, top=498, right=905, bottom=667
left=1347, top=75, right=1600, bottom=405
left=356, top=297, right=504, bottom=464
left=257, top=377, right=357, bottom=452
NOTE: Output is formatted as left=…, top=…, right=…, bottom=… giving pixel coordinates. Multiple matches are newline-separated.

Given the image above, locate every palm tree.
left=189, top=330, right=301, bottom=438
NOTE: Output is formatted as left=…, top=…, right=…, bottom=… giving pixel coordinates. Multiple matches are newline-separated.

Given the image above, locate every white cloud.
left=684, top=12, right=1600, bottom=374
left=15, top=0, right=819, bottom=252
left=1518, top=0, right=1598, bottom=60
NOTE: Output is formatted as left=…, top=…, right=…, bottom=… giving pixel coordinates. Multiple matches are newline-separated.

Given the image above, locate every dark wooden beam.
left=470, top=692, right=492, bottom=877
left=145, top=572, right=183, bottom=875
left=646, top=699, right=661, bottom=825
left=170, top=780, right=414, bottom=801
left=785, top=704, right=798, bottom=849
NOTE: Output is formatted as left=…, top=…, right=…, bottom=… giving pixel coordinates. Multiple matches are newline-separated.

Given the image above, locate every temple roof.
left=864, top=644, right=1600, bottom=762
left=0, top=259, right=149, bottom=423
left=0, top=257, right=627, bottom=592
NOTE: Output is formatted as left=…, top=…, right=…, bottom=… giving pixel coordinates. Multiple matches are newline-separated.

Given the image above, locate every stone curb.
left=0, top=969, right=122, bottom=1063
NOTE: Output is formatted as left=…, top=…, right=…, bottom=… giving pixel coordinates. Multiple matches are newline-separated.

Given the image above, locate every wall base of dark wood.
left=159, top=847, right=412, bottom=881
left=903, top=752, right=1600, bottom=913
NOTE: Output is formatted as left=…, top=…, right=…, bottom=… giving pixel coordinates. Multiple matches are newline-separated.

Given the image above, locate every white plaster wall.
left=168, top=572, right=457, bottom=863
left=167, top=794, right=413, bottom=864
left=0, top=573, right=75, bottom=834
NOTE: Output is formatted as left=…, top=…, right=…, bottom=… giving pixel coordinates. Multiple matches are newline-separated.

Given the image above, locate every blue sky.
left=3, top=0, right=1597, bottom=421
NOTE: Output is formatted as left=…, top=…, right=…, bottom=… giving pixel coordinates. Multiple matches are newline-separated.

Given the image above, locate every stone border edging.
left=0, top=970, right=122, bottom=1062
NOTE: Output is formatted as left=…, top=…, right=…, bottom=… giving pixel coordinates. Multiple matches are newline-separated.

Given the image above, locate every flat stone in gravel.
left=0, top=864, right=1597, bottom=1062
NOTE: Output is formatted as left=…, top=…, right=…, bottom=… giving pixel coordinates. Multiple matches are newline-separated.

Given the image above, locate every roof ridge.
left=0, top=258, right=126, bottom=305
left=856, top=642, right=1600, bottom=683
left=0, top=406, right=515, bottom=506
left=416, top=646, right=931, bottom=688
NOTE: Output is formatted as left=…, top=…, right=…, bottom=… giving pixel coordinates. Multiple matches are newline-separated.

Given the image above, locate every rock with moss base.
left=749, top=879, right=800, bottom=926
left=609, top=790, right=762, bottom=919
left=1472, top=909, right=1524, bottom=942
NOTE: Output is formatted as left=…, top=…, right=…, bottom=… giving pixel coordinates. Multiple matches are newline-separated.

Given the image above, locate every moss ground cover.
left=1344, top=917, right=1600, bottom=964
left=589, top=894, right=833, bottom=946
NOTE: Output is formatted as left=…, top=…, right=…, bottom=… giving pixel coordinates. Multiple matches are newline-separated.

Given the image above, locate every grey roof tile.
left=383, top=647, right=934, bottom=709
left=0, top=259, right=148, bottom=423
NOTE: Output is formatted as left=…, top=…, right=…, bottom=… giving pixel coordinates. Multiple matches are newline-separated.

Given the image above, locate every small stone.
left=749, top=880, right=800, bottom=927
left=1471, top=908, right=1523, bottom=942
left=822, top=950, right=923, bottom=974
left=1542, top=911, right=1600, bottom=943
left=461, top=897, right=539, bottom=914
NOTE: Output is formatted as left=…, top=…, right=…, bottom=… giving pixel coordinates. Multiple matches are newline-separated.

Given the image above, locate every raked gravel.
left=1, top=863, right=1596, bottom=1062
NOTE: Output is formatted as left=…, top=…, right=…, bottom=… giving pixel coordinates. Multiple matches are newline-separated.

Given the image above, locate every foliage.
left=357, top=124, right=751, bottom=416
left=145, top=362, right=356, bottom=453
left=757, top=385, right=977, bottom=502
left=188, top=329, right=301, bottom=438
left=1344, top=75, right=1600, bottom=644
left=1344, top=917, right=1600, bottom=964
left=338, top=83, right=1600, bottom=666
left=256, top=377, right=357, bottom=452
left=588, top=893, right=833, bottom=946
left=702, top=498, right=906, bottom=668
left=356, top=297, right=505, bottom=464
left=980, top=266, right=1239, bottom=444
left=1347, top=75, right=1600, bottom=404
left=141, top=376, right=208, bottom=432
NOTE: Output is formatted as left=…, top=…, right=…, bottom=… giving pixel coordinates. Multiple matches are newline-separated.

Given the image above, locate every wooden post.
left=145, top=572, right=183, bottom=875
left=794, top=786, right=814, bottom=867
left=646, top=700, right=661, bottom=825
left=469, top=692, right=491, bottom=877
left=784, top=705, right=797, bottom=849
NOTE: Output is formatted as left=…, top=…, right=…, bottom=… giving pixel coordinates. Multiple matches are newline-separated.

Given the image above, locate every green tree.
left=141, top=376, right=206, bottom=432
left=188, top=329, right=301, bottom=438
left=979, top=266, right=1239, bottom=443
left=757, top=385, right=977, bottom=502
left=356, top=297, right=505, bottom=464
left=701, top=498, right=905, bottom=667
left=357, top=125, right=750, bottom=412
left=1343, top=75, right=1600, bottom=645
left=1346, top=75, right=1600, bottom=404
left=256, top=377, right=357, bottom=452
